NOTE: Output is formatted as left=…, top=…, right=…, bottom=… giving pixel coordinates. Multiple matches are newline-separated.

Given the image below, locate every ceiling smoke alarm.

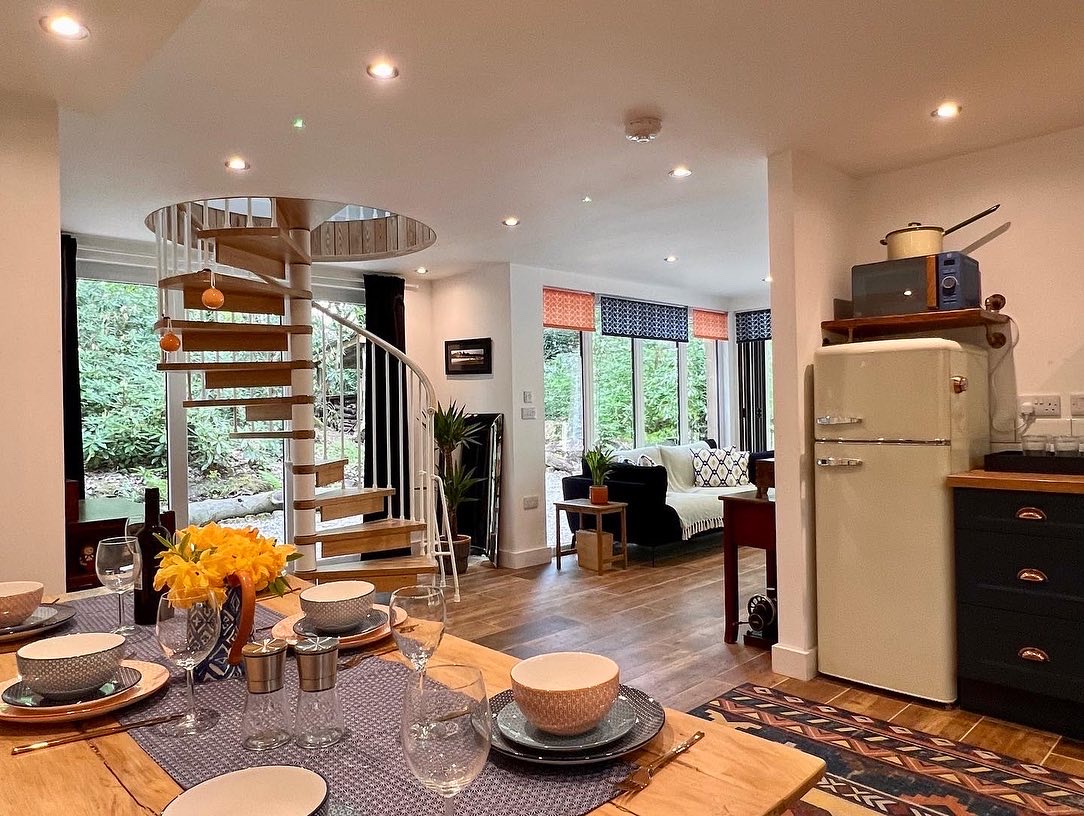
left=625, top=116, right=662, bottom=143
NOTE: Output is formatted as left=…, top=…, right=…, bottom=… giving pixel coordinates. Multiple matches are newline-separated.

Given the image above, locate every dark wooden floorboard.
left=448, top=544, right=1071, bottom=771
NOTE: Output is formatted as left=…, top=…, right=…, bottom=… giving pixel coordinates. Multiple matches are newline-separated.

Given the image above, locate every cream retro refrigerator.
left=813, top=338, right=989, bottom=703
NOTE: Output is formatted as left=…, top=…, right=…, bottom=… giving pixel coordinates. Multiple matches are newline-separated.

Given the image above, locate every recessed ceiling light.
left=367, top=61, right=399, bottom=80
left=502, top=216, right=520, bottom=227
left=581, top=196, right=592, bottom=203
left=903, top=289, right=913, bottom=296
left=668, top=165, right=692, bottom=179
left=664, top=255, right=678, bottom=263
left=416, top=266, right=428, bottom=275
left=931, top=101, right=961, bottom=119
left=224, top=157, right=251, bottom=171
left=291, top=117, right=305, bottom=129
left=40, top=14, right=88, bottom=40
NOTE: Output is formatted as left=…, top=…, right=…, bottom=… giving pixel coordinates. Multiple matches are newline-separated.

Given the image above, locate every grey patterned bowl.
left=0, top=581, right=44, bottom=627
left=299, top=581, right=375, bottom=634
left=511, top=652, right=620, bottom=736
left=16, top=632, right=126, bottom=700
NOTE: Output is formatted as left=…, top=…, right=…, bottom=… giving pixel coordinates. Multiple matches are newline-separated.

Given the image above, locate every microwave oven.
left=851, top=252, right=981, bottom=318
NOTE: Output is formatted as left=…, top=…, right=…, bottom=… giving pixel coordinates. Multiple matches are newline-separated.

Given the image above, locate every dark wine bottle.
left=133, top=488, right=170, bottom=625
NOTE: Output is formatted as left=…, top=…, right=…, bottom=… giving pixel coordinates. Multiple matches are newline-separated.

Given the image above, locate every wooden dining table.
left=0, top=585, right=824, bottom=815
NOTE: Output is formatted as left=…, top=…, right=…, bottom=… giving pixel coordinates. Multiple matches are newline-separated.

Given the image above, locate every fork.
left=613, top=730, right=705, bottom=794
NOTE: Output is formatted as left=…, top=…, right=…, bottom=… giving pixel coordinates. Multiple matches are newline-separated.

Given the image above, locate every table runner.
left=65, top=596, right=633, bottom=816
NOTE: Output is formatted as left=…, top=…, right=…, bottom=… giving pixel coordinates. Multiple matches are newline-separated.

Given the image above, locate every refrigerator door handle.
left=816, top=415, right=863, bottom=426
left=816, top=457, right=863, bottom=467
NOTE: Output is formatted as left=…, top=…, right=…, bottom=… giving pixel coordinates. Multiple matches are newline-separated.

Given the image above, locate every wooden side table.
left=553, top=499, right=628, bottom=573
left=721, top=490, right=776, bottom=644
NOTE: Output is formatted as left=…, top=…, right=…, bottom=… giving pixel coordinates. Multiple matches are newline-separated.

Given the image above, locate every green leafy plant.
left=441, top=464, right=482, bottom=539
left=433, top=401, right=482, bottom=540
left=584, top=443, right=614, bottom=487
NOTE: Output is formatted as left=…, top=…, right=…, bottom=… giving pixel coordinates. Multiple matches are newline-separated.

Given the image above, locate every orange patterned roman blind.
left=691, top=309, right=728, bottom=341
left=542, top=287, right=595, bottom=332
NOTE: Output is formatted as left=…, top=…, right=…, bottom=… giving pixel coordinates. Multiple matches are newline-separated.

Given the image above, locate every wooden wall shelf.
left=822, top=308, right=1010, bottom=348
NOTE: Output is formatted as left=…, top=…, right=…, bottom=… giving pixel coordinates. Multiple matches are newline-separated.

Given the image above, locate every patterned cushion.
left=693, top=448, right=750, bottom=487
left=637, top=454, right=657, bottom=467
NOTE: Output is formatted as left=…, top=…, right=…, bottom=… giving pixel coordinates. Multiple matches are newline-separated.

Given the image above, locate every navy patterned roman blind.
left=599, top=296, right=689, bottom=342
left=734, top=309, right=772, bottom=342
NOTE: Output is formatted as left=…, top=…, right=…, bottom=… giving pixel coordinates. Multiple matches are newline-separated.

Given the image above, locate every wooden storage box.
left=575, top=530, right=615, bottom=572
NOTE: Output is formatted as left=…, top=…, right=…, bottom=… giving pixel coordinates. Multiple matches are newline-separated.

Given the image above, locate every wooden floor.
left=447, top=540, right=1084, bottom=779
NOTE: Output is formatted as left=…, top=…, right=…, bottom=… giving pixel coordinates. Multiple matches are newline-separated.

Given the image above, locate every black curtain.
left=363, top=274, right=410, bottom=518
left=735, top=309, right=772, bottom=454
left=61, top=234, right=85, bottom=498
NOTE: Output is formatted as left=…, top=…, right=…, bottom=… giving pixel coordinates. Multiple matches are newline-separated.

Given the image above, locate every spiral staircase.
left=146, top=197, right=459, bottom=599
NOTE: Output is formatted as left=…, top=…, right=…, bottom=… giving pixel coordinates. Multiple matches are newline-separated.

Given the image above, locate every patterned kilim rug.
left=690, top=683, right=1084, bottom=816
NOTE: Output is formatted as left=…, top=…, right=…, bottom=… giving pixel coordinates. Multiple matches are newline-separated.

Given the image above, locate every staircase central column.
left=287, top=226, right=317, bottom=570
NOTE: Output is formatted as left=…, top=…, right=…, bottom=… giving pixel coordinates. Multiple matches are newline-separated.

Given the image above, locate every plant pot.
left=589, top=485, right=609, bottom=505
left=439, top=534, right=472, bottom=575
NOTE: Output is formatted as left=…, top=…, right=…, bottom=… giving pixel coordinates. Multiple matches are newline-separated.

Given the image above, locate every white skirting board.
left=771, top=642, right=818, bottom=681
left=498, top=546, right=553, bottom=570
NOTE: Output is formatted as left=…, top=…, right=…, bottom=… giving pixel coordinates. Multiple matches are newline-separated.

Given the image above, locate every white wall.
left=854, top=124, right=1084, bottom=440
left=0, top=93, right=66, bottom=592
left=768, top=150, right=858, bottom=679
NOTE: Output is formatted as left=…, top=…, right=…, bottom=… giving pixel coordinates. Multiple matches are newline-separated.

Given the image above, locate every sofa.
left=561, top=441, right=774, bottom=554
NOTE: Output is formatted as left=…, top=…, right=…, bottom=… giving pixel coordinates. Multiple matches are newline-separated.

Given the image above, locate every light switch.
left=523, top=495, right=539, bottom=510
left=521, top=407, right=538, bottom=420
left=522, top=390, right=533, bottom=404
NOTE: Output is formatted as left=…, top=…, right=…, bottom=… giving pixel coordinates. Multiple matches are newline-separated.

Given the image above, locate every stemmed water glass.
left=389, top=585, right=447, bottom=671
left=95, top=536, right=140, bottom=635
left=155, top=590, right=221, bottom=737
left=401, top=664, right=491, bottom=816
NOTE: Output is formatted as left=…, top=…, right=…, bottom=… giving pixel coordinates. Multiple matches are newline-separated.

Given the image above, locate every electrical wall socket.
left=1071, top=393, right=1084, bottom=417
left=1020, top=394, right=1062, bottom=417
left=520, top=407, right=538, bottom=420
left=522, top=495, right=539, bottom=510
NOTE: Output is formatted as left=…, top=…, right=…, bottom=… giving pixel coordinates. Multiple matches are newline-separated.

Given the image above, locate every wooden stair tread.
left=183, top=395, right=313, bottom=409
left=293, top=458, right=349, bottom=487
left=293, top=486, right=395, bottom=521
left=295, top=518, right=426, bottom=546
left=154, top=319, right=312, bottom=335
left=159, top=271, right=310, bottom=300
left=295, top=555, right=437, bottom=580
left=196, top=227, right=310, bottom=265
left=158, top=361, right=314, bottom=372
left=229, top=430, right=317, bottom=440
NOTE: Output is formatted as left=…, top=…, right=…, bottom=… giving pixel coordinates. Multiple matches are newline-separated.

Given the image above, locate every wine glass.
left=389, top=586, right=446, bottom=671
left=401, top=664, right=491, bottom=816
left=95, top=536, right=140, bottom=635
left=155, top=590, right=221, bottom=737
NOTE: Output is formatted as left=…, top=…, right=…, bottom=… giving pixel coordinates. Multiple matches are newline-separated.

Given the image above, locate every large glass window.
left=687, top=340, right=710, bottom=442
left=640, top=339, right=679, bottom=445
left=593, top=333, right=634, bottom=449
left=543, top=328, right=585, bottom=552
left=77, top=279, right=168, bottom=502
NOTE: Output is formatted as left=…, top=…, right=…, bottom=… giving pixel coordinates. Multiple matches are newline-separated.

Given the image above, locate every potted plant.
left=433, top=401, right=482, bottom=573
left=584, top=444, right=614, bottom=505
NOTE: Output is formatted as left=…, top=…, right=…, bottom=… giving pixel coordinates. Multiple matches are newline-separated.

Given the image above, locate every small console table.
left=553, top=499, right=628, bottom=573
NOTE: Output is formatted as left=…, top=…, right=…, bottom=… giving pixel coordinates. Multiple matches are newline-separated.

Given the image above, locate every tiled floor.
left=448, top=542, right=1081, bottom=775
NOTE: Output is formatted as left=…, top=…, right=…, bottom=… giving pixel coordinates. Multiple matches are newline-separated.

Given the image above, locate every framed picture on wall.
left=445, top=338, right=493, bottom=375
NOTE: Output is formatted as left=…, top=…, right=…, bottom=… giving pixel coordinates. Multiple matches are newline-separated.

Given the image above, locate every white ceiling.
left=21, top=0, right=1084, bottom=298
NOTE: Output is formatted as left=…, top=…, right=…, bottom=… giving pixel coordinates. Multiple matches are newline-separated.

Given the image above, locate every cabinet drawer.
left=956, top=528, right=1084, bottom=621
left=957, top=604, right=1084, bottom=703
left=954, top=488, right=1084, bottom=538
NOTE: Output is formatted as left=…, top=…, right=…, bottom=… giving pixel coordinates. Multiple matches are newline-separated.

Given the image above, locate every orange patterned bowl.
left=0, top=581, right=44, bottom=628
left=510, top=652, right=620, bottom=736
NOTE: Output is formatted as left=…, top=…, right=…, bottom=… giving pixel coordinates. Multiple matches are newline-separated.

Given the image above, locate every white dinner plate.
left=163, top=766, right=328, bottom=816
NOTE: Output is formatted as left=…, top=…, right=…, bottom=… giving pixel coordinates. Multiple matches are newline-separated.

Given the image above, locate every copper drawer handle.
left=1018, top=647, right=1050, bottom=663
left=1017, top=568, right=1048, bottom=583
left=1015, top=507, right=1047, bottom=521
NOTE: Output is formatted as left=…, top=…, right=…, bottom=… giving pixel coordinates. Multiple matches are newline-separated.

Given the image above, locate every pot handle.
left=226, top=571, right=256, bottom=666
left=943, top=204, right=1000, bottom=237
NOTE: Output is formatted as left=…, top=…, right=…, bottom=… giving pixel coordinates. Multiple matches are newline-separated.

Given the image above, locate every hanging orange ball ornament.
left=201, top=286, right=225, bottom=310
left=159, top=331, right=181, bottom=353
